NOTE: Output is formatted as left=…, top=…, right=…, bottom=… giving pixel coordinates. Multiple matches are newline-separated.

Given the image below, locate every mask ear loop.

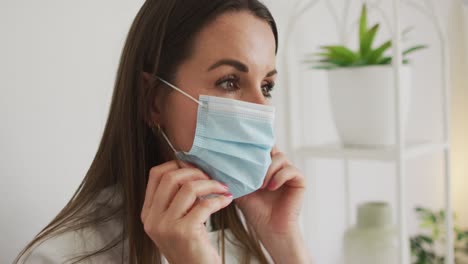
left=152, top=123, right=187, bottom=169
left=152, top=123, right=177, bottom=153
left=151, top=77, right=202, bottom=164
left=151, top=124, right=177, bottom=153
left=156, top=77, right=203, bottom=106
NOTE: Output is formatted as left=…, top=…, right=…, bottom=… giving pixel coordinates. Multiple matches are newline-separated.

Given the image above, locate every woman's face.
left=156, top=11, right=277, bottom=152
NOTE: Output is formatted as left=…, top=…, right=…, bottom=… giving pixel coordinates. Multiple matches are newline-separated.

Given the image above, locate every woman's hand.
left=141, top=161, right=233, bottom=264
left=235, top=147, right=310, bottom=262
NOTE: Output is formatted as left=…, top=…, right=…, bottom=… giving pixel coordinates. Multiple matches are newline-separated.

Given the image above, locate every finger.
left=271, top=145, right=279, bottom=156
left=177, top=160, right=195, bottom=169
left=267, top=165, right=305, bottom=191
left=166, top=180, right=229, bottom=219
left=184, top=194, right=233, bottom=224
left=177, top=161, right=212, bottom=180
left=153, top=168, right=210, bottom=214
left=141, top=161, right=179, bottom=222
left=261, top=151, right=290, bottom=189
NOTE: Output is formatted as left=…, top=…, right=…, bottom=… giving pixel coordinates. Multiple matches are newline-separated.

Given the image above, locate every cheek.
left=163, top=94, right=198, bottom=152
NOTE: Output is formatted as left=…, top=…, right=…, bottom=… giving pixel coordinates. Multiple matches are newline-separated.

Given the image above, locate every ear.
left=141, top=71, right=163, bottom=128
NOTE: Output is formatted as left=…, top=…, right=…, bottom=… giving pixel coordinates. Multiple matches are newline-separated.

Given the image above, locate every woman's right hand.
left=141, top=160, right=233, bottom=264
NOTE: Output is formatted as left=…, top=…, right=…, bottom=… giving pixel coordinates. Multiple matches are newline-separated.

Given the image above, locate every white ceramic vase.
left=344, top=202, right=399, bottom=264
left=328, top=65, right=412, bottom=147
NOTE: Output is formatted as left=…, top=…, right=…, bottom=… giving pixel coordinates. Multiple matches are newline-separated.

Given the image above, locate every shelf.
left=295, top=141, right=448, bottom=161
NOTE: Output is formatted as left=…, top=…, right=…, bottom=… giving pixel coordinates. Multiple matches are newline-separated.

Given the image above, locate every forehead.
left=189, top=11, right=276, bottom=70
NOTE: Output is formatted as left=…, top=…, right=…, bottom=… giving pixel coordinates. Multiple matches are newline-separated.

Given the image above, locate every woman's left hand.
left=235, top=146, right=306, bottom=237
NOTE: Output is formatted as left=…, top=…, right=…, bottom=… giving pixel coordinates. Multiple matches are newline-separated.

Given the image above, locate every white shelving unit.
left=281, top=1, right=454, bottom=264
left=296, top=141, right=449, bottom=162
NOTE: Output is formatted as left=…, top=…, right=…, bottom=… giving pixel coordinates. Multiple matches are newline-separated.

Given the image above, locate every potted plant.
left=305, top=4, right=427, bottom=147
left=410, top=207, right=468, bottom=264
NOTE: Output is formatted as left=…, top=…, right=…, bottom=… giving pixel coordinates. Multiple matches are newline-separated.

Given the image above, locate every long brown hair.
left=15, top=0, right=278, bottom=263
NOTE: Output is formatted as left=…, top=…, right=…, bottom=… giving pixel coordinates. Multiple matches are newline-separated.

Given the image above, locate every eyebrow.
left=207, top=58, right=277, bottom=77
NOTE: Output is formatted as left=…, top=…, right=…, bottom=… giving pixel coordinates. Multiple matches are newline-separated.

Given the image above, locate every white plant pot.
left=328, top=65, right=411, bottom=147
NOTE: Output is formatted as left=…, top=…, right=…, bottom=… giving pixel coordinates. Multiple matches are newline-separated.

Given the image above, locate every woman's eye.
left=216, top=75, right=240, bottom=92
left=215, top=75, right=274, bottom=98
left=262, top=82, right=275, bottom=98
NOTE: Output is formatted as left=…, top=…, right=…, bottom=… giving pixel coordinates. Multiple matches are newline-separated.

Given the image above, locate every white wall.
left=0, top=1, right=144, bottom=262
left=0, top=1, right=466, bottom=263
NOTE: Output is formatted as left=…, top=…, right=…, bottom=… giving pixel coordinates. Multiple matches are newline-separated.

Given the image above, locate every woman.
left=15, top=0, right=309, bottom=263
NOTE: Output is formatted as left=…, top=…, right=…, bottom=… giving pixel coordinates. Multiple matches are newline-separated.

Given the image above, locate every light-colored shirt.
left=19, top=186, right=269, bottom=263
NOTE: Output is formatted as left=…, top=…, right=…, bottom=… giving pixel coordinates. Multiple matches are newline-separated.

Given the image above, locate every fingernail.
left=221, top=183, right=229, bottom=190
left=223, top=192, right=233, bottom=199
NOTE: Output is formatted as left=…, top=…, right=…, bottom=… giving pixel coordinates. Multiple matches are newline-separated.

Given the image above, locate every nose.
left=242, top=85, right=267, bottom=105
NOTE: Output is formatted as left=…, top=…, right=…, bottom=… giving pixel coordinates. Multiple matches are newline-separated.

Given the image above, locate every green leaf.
left=403, top=45, right=428, bottom=56
left=320, top=45, right=358, bottom=64
left=415, top=207, right=429, bottom=213
left=416, top=207, right=433, bottom=220
left=306, top=4, right=427, bottom=70
left=433, top=227, right=440, bottom=239
left=438, top=210, right=445, bottom=221
left=359, top=4, right=368, bottom=54
left=315, top=51, right=346, bottom=62
left=313, top=52, right=332, bottom=58
left=378, top=56, right=392, bottom=64
left=419, top=235, right=434, bottom=244
left=367, top=40, right=392, bottom=64
left=430, top=213, right=438, bottom=223
left=319, top=58, right=352, bottom=66
left=361, top=24, right=380, bottom=58
left=377, top=57, right=410, bottom=65
left=311, top=65, right=338, bottom=70
left=420, top=220, right=434, bottom=229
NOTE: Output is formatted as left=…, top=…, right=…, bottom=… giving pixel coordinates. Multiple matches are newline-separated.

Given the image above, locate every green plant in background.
left=305, top=4, right=427, bottom=70
left=410, top=207, right=468, bottom=264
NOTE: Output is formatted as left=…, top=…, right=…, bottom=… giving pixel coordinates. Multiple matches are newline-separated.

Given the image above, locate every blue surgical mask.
left=156, top=77, right=275, bottom=199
